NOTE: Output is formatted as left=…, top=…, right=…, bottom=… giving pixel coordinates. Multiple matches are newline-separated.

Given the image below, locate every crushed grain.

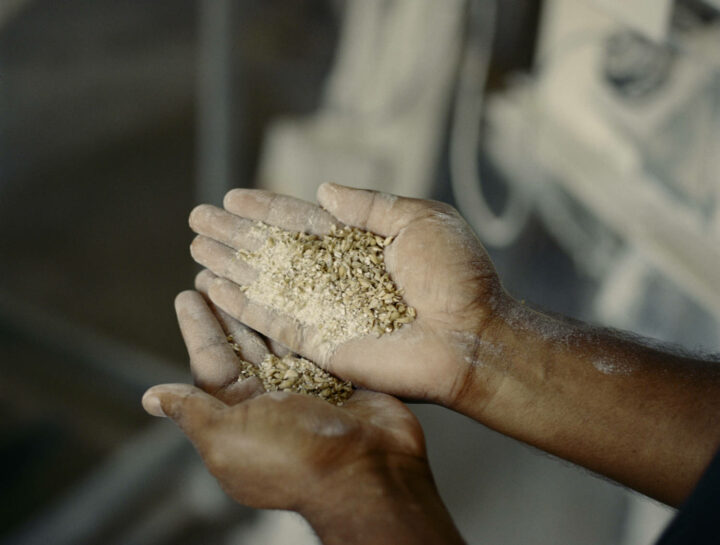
left=237, top=222, right=416, bottom=347
left=227, top=335, right=353, bottom=405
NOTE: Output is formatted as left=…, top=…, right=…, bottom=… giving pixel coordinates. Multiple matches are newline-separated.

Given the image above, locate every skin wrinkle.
left=191, top=336, right=232, bottom=357
left=319, top=183, right=398, bottom=235
left=221, top=377, right=264, bottom=402
left=392, top=210, right=496, bottom=295
left=367, top=191, right=399, bottom=234
left=384, top=231, right=416, bottom=290
left=360, top=191, right=380, bottom=232
left=161, top=385, right=217, bottom=421
left=260, top=193, right=281, bottom=226
left=382, top=239, right=399, bottom=271
left=450, top=330, right=505, bottom=367
left=214, top=373, right=249, bottom=398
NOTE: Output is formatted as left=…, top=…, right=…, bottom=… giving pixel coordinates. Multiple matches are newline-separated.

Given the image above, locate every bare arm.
left=191, top=183, right=720, bottom=507
left=459, top=298, right=720, bottom=506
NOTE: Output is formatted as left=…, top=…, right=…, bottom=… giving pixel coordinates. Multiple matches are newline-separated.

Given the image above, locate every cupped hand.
left=142, top=282, right=427, bottom=512
left=188, top=183, right=509, bottom=408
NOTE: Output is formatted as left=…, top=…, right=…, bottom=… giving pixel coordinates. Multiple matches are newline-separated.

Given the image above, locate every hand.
left=142, top=285, right=428, bottom=514
left=188, top=183, right=508, bottom=408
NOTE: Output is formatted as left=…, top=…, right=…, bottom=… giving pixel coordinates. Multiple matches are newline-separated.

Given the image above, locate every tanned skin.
left=144, top=284, right=465, bottom=545
left=145, top=184, right=720, bottom=543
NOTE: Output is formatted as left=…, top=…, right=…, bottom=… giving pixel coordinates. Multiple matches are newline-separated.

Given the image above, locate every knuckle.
left=193, top=337, right=226, bottom=357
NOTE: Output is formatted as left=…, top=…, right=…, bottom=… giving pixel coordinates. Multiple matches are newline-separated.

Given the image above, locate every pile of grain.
left=238, top=222, right=416, bottom=346
left=228, top=336, right=353, bottom=405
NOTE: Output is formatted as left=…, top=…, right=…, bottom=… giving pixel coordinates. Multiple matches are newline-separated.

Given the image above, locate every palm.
left=156, top=288, right=426, bottom=510
left=329, top=208, right=498, bottom=401
left=189, top=184, right=501, bottom=405
left=339, top=389, right=424, bottom=457
left=198, top=387, right=425, bottom=509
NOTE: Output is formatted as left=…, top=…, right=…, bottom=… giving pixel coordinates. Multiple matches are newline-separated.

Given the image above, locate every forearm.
left=301, top=458, right=466, bottom=545
left=455, top=294, right=720, bottom=506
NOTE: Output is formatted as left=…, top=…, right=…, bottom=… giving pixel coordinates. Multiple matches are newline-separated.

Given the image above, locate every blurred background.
left=1, top=0, right=719, bottom=544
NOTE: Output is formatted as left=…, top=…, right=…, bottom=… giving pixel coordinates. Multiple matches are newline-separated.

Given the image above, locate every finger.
left=142, top=383, right=226, bottom=435
left=175, top=290, right=244, bottom=393
left=198, top=271, right=294, bottom=361
left=317, top=183, right=444, bottom=237
left=207, top=276, right=333, bottom=365
left=224, top=318, right=271, bottom=365
left=220, top=377, right=266, bottom=405
left=195, top=269, right=271, bottom=364
left=189, top=204, right=266, bottom=251
left=190, top=236, right=256, bottom=286
left=194, top=268, right=217, bottom=296
left=267, top=338, right=292, bottom=358
left=223, top=188, right=341, bottom=235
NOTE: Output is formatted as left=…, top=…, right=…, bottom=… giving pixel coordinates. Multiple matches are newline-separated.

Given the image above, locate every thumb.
left=316, top=183, right=434, bottom=237
left=142, top=383, right=226, bottom=436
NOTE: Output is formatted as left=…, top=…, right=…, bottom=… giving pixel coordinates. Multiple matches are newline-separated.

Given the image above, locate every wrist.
left=445, top=290, right=521, bottom=419
left=299, top=455, right=464, bottom=545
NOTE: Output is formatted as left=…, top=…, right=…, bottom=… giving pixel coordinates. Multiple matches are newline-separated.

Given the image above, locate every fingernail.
left=142, top=391, right=166, bottom=417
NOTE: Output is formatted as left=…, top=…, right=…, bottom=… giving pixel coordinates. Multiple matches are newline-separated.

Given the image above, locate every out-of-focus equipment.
left=0, top=0, right=30, bottom=28
left=449, top=0, right=532, bottom=247
left=485, top=0, right=720, bottom=327
left=485, top=3, right=720, bottom=541
left=259, top=0, right=720, bottom=332
left=257, top=0, right=466, bottom=201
